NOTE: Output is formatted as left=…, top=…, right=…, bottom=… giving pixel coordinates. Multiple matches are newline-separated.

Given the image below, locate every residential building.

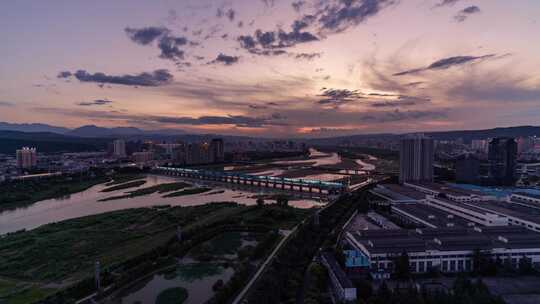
left=471, top=139, right=488, bottom=154
left=488, top=137, right=517, bottom=186
left=399, top=135, right=434, bottom=183
left=133, top=151, right=153, bottom=164
left=113, top=139, right=126, bottom=158
left=455, top=153, right=480, bottom=184
left=16, top=147, right=37, bottom=169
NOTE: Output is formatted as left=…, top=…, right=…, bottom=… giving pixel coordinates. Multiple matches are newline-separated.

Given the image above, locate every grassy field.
left=155, top=287, right=188, bottom=304
left=99, top=182, right=192, bottom=202
left=100, top=180, right=147, bottom=192
left=0, top=203, right=311, bottom=303
left=0, top=175, right=109, bottom=212
left=104, top=174, right=145, bottom=186
left=163, top=187, right=212, bottom=198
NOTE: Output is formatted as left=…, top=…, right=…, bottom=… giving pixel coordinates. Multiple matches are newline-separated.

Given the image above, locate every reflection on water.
left=119, top=263, right=234, bottom=304
left=0, top=175, right=322, bottom=235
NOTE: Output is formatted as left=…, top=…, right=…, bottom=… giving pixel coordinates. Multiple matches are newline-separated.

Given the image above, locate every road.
left=231, top=227, right=297, bottom=304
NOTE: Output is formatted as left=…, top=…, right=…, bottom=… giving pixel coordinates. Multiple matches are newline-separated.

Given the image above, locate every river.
left=0, top=150, right=376, bottom=235
left=0, top=175, right=322, bottom=235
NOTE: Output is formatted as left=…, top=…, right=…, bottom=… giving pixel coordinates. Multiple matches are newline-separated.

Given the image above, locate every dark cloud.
left=209, top=53, right=240, bottom=65
left=318, top=89, right=365, bottom=106
left=295, top=52, right=322, bottom=60
left=0, top=101, right=14, bottom=107
left=249, top=104, right=269, bottom=109
left=238, top=23, right=319, bottom=53
left=158, top=34, right=188, bottom=60
left=433, top=0, right=462, bottom=8
left=316, top=0, right=398, bottom=34
left=57, top=69, right=173, bottom=87
left=216, top=7, right=224, bottom=18
left=125, top=27, right=168, bottom=45
left=153, top=114, right=285, bottom=128
left=125, top=26, right=190, bottom=62
left=226, top=9, right=236, bottom=21
left=36, top=107, right=286, bottom=128
left=261, top=0, right=276, bottom=8
left=369, top=95, right=429, bottom=108
left=77, top=99, right=113, bottom=106
left=292, top=1, right=306, bottom=12
left=454, top=5, right=481, bottom=22
left=57, top=71, right=72, bottom=78
left=393, top=54, right=496, bottom=76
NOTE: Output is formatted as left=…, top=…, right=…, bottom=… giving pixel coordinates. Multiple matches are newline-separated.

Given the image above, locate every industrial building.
left=321, top=252, right=357, bottom=302
left=392, top=203, right=475, bottom=229
left=345, top=226, right=540, bottom=274
left=370, top=184, right=427, bottom=204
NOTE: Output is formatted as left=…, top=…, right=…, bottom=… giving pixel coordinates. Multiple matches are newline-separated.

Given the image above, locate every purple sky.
left=0, top=0, right=539, bottom=137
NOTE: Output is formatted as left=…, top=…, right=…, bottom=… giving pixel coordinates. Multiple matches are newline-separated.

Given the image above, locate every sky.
left=0, top=0, right=539, bottom=138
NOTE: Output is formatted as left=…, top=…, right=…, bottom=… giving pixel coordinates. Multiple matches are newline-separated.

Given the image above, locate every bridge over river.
left=154, top=166, right=347, bottom=195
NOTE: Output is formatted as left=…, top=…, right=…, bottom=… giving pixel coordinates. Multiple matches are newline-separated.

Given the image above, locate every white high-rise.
left=399, top=134, right=434, bottom=183
left=113, top=139, right=126, bottom=157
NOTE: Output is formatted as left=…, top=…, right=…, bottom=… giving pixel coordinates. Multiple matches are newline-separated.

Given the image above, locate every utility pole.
left=95, top=261, right=101, bottom=292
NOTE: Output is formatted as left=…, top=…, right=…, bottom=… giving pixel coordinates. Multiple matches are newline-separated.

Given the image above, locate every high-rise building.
left=471, top=139, right=488, bottom=154
left=133, top=151, right=153, bottom=164
left=517, top=137, right=534, bottom=155
left=16, top=147, right=37, bottom=169
left=399, top=135, right=434, bottom=183
left=113, top=139, right=126, bottom=158
left=210, top=138, right=224, bottom=163
left=455, top=153, right=480, bottom=184
left=488, top=137, right=517, bottom=186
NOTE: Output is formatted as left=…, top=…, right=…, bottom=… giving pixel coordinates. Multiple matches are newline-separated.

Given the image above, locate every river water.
left=0, top=150, right=376, bottom=235
left=0, top=175, right=322, bottom=235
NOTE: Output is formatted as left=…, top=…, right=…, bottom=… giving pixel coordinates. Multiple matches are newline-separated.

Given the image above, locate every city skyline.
left=1, top=0, right=539, bottom=138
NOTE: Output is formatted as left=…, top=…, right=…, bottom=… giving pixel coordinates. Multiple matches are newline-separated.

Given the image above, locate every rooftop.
left=376, top=184, right=427, bottom=200
left=407, top=182, right=484, bottom=197
left=513, top=192, right=540, bottom=200
left=321, top=252, right=354, bottom=288
left=393, top=203, right=473, bottom=228
left=348, top=226, right=540, bottom=254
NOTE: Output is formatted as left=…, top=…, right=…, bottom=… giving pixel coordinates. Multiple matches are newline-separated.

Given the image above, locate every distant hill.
left=68, top=125, right=147, bottom=137
left=424, top=126, right=540, bottom=142
left=309, top=125, right=540, bottom=145
left=0, top=130, right=108, bottom=154
left=0, top=122, right=70, bottom=134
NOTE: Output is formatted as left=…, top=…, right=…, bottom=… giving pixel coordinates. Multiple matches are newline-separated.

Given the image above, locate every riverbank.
left=0, top=203, right=311, bottom=304
left=0, top=173, right=109, bottom=213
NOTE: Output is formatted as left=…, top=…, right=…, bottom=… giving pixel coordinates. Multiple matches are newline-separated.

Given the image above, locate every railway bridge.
left=154, top=166, right=347, bottom=195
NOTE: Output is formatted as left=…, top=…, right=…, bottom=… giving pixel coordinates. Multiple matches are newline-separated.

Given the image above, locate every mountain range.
left=1, top=121, right=539, bottom=142
left=0, top=122, right=185, bottom=138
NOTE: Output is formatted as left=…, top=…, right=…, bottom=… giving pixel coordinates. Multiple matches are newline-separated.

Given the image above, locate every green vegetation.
left=163, top=187, right=212, bottom=197
left=0, top=202, right=311, bottom=304
left=99, top=182, right=192, bottom=201
left=177, top=263, right=223, bottom=282
left=101, top=180, right=147, bottom=192
left=155, top=287, right=188, bottom=304
left=2, top=286, right=57, bottom=304
left=189, top=232, right=243, bottom=258
left=105, top=174, right=145, bottom=186
left=247, top=187, right=372, bottom=304
left=359, top=276, right=505, bottom=304
left=0, top=173, right=108, bottom=212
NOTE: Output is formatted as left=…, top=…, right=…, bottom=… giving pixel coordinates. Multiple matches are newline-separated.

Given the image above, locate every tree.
left=395, top=251, right=411, bottom=280
left=519, top=256, right=534, bottom=275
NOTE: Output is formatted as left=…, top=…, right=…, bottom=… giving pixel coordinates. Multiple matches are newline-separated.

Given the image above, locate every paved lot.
left=483, top=276, right=540, bottom=304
